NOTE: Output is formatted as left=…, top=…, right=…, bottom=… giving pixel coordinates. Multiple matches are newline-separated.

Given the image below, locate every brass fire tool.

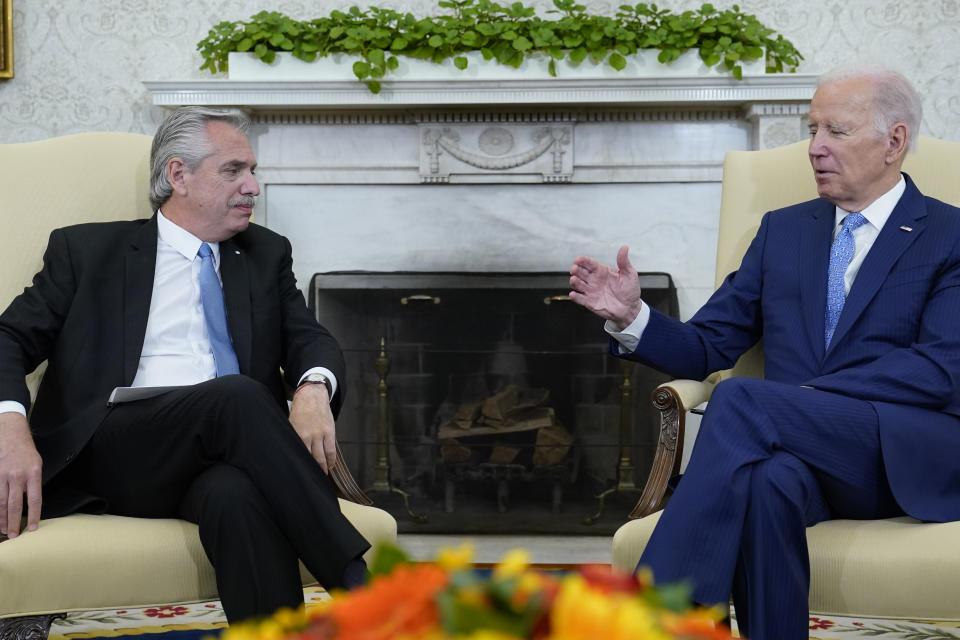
left=583, top=359, right=642, bottom=524
left=365, top=337, right=428, bottom=522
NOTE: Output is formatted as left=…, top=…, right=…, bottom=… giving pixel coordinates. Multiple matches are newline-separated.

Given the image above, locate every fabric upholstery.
left=612, top=512, right=960, bottom=620
left=0, top=132, right=398, bottom=618
left=612, top=135, right=960, bottom=620
left=0, top=502, right=397, bottom=617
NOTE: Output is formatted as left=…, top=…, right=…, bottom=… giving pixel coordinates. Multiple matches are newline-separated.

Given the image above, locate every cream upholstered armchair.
left=612, top=136, right=960, bottom=620
left=0, top=133, right=397, bottom=640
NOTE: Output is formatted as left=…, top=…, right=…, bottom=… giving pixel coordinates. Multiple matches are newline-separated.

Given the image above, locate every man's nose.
left=242, top=172, right=260, bottom=196
left=809, top=131, right=828, bottom=157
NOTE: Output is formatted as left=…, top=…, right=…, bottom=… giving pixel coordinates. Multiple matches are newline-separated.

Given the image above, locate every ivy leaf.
left=454, top=55, right=469, bottom=69
left=608, top=52, right=626, bottom=70
left=367, top=48, right=386, bottom=66
left=352, top=60, right=371, bottom=79
left=391, top=37, right=409, bottom=49
left=568, top=46, right=588, bottom=64
left=236, top=38, right=254, bottom=52
left=428, top=34, right=444, bottom=47
left=512, top=36, right=533, bottom=51
left=387, top=55, right=400, bottom=69
left=368, top=80, right=382, bottom=93
left=548, top=58, right=557, bottom=76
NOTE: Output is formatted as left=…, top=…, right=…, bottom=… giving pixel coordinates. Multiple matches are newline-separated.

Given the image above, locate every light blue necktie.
left=197, top=243, right=240, bottom=376
left=824, top=212, right=868, bottom=349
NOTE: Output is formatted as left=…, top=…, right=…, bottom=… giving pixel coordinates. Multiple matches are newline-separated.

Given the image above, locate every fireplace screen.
left=310, top=272, right=677, bottom=534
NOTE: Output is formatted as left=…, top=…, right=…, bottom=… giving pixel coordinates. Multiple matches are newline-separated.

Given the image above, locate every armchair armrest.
left=629, top=377, right=717, bottom=519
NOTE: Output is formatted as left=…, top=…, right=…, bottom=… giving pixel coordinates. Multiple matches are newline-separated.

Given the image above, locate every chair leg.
left=0, top=614, right=65, bottom=640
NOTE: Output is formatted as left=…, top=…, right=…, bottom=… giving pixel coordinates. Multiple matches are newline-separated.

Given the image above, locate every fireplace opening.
left=310, top=272, right=678, bottom=534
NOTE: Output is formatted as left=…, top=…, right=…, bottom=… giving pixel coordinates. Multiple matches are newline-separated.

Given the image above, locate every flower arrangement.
left=219, top=543, right=734, bottom=640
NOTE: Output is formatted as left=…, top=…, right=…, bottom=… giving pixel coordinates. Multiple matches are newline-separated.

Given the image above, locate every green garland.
left=197, top=0, right=803, bottom=93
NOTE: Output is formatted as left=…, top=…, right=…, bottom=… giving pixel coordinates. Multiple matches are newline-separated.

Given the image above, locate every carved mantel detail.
left=420, top=124, right=573, bottom=183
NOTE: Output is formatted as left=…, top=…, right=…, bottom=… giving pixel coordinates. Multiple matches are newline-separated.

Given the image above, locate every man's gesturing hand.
left=288, top=384, right=337, bottom=474
left=0, top=412, right=42, bottom=538
left=569, top=245, right=644, bottom=330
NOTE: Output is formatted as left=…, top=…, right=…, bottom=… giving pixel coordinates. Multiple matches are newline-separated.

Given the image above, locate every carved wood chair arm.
left=331, top=439, right=373, bottom=505
left=628, top=378, right=717, bottom=519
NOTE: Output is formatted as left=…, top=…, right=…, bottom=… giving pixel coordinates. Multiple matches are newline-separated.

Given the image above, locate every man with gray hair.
left=570, top=65, right=960, bottom=638
left=0, top=107, right=369, bottom=622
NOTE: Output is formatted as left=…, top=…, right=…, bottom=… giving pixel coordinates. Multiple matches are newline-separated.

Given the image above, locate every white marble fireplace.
left=145, top=71, right=818, bottom=318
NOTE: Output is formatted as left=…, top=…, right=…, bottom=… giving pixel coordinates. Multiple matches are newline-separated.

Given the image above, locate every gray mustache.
left=230, top=196, right=256, bottom=208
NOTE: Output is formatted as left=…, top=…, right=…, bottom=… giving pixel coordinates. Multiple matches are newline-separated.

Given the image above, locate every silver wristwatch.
left=299, top=372, right=332, bottom=396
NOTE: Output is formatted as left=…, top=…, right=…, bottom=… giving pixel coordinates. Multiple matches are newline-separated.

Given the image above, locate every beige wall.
left=1, top=0, right=959, bottom=142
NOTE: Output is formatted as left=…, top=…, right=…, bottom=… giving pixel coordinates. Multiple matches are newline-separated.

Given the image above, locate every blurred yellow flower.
left=494, top=549, right=531, bottom=579
left=437, top=542, right=476, bottom=571
left=456, top=585, right=491, bottom=608
left=458, top=631, right=525, bottom=640
left=547, top=574, right=670, bottom=640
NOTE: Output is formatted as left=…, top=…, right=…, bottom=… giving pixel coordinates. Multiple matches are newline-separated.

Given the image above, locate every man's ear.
left=886, top=123, right=909, bottom=165
left=167, top=158, right=189, bottom=196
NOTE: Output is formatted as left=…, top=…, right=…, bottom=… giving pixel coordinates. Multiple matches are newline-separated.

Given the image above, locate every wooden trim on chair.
left=331, top=440, right=373, bottom=505
left=0, top=614, right=65, bottom=640
left=628, top=386, right=686, bottom=519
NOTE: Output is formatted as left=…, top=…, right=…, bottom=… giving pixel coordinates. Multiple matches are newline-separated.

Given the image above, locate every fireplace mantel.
left=144, top=74, right=816, bottom=112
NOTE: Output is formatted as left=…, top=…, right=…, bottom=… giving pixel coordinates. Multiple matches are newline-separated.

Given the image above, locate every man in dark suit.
left=569, top=65, right=960, bottom=639
left=0, top=107, right=369, bottom=622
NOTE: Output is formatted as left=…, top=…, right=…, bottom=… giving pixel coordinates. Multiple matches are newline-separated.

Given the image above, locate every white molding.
left=143, top=75, right=817, bottom=110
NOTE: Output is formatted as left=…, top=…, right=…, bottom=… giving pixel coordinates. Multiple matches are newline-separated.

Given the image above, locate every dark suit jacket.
left=618, top=175, right=960, bottom=522
left=0, top=215, right=345, bottom=515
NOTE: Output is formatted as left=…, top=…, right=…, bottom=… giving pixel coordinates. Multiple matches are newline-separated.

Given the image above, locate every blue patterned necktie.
left=197, top=243, right=240, bottom=376
left=824, top=212, right=868, bottom=349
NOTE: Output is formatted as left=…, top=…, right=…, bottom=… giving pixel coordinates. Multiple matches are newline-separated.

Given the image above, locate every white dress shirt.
left=1, top=210, right=335, bottom=416
left=605, top=175, right=907, bottom=353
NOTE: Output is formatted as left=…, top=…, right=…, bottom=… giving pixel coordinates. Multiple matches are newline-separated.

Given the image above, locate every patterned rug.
left=48, top=586, right=960, bottom=640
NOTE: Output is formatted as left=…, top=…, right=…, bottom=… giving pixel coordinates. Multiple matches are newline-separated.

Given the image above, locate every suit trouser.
left=638, top=377, right=903, bottom=640
left=69, top=375, right=370, bottom=622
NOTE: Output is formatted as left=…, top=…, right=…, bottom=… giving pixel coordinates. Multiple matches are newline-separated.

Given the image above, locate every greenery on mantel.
left=197, top=0, right=803, bottom=93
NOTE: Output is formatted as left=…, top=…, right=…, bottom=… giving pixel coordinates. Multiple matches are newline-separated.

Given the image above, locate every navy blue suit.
left=618, top=175, right=960, bottom=638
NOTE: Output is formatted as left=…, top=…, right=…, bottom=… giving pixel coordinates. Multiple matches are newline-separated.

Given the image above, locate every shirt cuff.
left=603, top=303, right=651, bottom=355
left=298, top=367, right=338, bottom=400
left=0, top=401, right=27, bottom=417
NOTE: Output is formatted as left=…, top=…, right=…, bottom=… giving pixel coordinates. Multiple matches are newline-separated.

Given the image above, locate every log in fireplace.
left=310, top=271, right=678, bottom=534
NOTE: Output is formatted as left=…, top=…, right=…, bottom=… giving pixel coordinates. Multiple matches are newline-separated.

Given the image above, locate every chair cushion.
left=0, top=500, right=396, bottom=618
left=611, top=511, right=960, bottom=620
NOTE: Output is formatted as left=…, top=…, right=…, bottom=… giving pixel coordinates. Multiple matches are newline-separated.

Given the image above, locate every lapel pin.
left=899, top=226, right=913, bottom=232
